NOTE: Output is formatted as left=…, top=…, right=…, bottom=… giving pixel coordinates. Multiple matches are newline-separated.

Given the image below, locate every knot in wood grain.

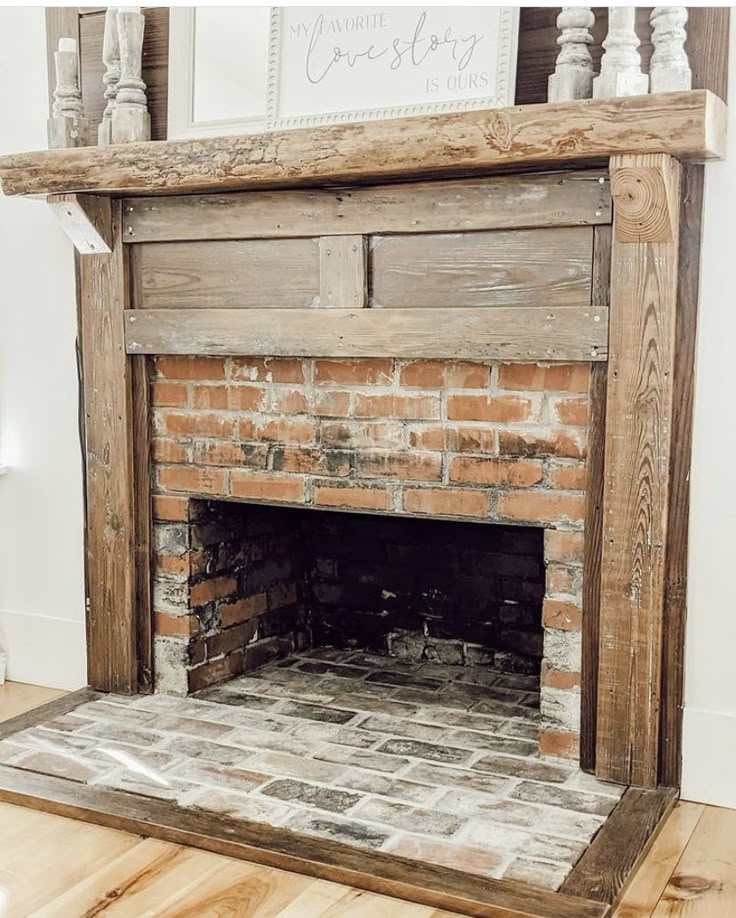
left=668, top=873, right=714, bottom=899
left=610, top=156, right=677, bottom=243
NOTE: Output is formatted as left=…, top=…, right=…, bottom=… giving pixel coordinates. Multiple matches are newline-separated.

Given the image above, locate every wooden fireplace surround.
left=0, top=85, right=729, bottom=915
left=0, top=89, right=728, bottom=795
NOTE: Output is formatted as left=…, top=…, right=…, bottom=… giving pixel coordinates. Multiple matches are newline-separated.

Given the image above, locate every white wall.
left=0, top=7, right=86, bottom=689
left=681, top=15, right=736, bottom=809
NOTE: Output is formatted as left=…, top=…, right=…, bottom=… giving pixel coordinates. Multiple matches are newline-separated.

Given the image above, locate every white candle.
left=58, top=38, right=77, bottom=53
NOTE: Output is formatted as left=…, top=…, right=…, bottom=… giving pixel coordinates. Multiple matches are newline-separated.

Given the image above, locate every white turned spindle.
left=48, top=38, right=89, bottom=148
left=98, top=7, right=121, bottom=145
left=111, top=7, right=151, bottom=143
left=593, top=7, right=648, bottom=98
left=548, top=7, right=596, bottom=102
left=650, top=7, right=691, bottom=93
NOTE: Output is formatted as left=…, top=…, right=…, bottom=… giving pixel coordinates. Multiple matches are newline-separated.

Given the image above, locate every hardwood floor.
left=1, top=682, right=734, bottom=917
left=614, top=801, right=736, bottom=917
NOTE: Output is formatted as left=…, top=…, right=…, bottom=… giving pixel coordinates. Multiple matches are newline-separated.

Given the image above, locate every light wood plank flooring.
left=1, top=682, right=735, bottom=917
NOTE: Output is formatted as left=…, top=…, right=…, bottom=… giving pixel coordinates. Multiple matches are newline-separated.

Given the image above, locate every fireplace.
left=157, top=498, right=546, bottom=678
left=150, top=355, right=589, bottom=760
left=1, top=95, right=716, bottom=905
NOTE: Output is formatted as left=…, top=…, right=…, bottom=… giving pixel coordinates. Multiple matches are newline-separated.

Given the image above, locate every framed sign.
left=168, top=7, right=519, bottom=139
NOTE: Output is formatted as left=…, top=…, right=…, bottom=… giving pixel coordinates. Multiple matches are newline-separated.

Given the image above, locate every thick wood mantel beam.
left=0, top=91, right=726, bottom=198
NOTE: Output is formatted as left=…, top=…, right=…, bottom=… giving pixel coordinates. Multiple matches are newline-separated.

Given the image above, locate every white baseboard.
left=682, top=706, right=736, bottom=809
left=0, top=608, right=86, bottom=690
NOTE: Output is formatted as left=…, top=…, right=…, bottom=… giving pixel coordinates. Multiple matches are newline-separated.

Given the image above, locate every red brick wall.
left=151, top=357, right=588, bottom=521
left=150, top=356, right=590, bottom=757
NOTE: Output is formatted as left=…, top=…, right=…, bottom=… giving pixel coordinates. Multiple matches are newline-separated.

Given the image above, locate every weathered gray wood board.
left=77, top=197, right=140, bottom=693
left=320, top=236, right=367, bottom=309
left=124, top=306, right=608, bottom=361
left=561, top=786, right=678, bottom=903
left=121, top=172, right=612, bottom=243
left=132, top=238, right=321, bottom=309
left=370, top=227, right=594, bottom=308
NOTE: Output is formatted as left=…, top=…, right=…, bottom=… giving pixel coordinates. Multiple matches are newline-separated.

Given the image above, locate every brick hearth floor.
left=0, top=650, right=624, bottom=890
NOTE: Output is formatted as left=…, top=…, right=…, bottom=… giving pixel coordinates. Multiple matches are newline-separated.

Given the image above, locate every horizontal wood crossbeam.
left=124, top=306, right=609, bottom=361
left=121, top=172, right=612, bottom=242
left=0, top=91, right=725, bottom=198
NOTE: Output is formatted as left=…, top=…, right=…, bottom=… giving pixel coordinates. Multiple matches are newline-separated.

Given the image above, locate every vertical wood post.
left=580, top=224, right=611, bottom=773
left=658, top=6, right=729, bottom=787
left=76, top=196, right=144, bottom=693
left=596, top=154, right=681, bottom=787
left=319, top=235, right=367, bottom=308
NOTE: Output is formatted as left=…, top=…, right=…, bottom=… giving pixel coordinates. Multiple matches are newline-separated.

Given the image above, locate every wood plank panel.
left=659, top=7, right=729, bottom=787
left=0, top=765, right=608, bottom=918
left=612, top=801, right=704, bottom=918
left=124, top=306, right=609, bottom=361
left=595, top=155, right=681, bottom=787
left=515, top=8, right=653, bottom=107
left=77, top=197, right=139, bottom=693
left=320, top=236, right=367, bottom=308
left=121, top=172, right=612, bottom=243
left=580, top=226, right=611, bottom=774
left=658, top=164, right=704, bottom=787
left=371, top=228, right=593, bottom=308
left=687, top=7, right=730, bottom=102
left=79, top=7, right=170, bottom=142
left=0, top=91, right=725, bottom=198
left=561, top=786, right=678, bottom=905
left=133, top=239, right=321, bottom=309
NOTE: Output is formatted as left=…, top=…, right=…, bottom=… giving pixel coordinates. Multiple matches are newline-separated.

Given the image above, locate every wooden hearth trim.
left=561, top=786, right=678, bottom=905
left=120, top=171, right=612, bottom=243
left=596, top=154, right=681, bottom=787
left=123, top=305, right=609, bottom=362
left=0, top=91, right=725, bottom=198
left=0, top=688, right=99, bottom=741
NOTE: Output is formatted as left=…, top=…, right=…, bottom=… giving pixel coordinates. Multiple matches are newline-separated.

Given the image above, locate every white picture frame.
left=168, top=7, right=519, bottom=140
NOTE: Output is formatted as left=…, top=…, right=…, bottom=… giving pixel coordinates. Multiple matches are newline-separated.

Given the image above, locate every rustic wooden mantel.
left=0, top=90, right=726, bottom=198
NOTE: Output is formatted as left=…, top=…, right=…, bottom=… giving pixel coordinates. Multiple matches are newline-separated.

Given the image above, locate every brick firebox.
left=150, top=355, right=590, bottom=760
